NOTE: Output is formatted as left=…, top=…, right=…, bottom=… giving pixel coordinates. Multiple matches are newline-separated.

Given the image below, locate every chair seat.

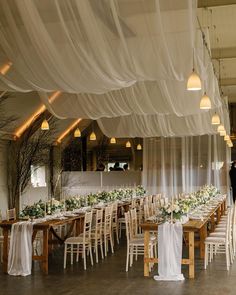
left=65, top=236, right=90, bottom=244
left=205, top=236, right=226, bottom=243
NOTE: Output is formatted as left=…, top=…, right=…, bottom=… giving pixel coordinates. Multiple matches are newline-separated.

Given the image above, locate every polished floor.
left=1, top=239, right=236, bottom=295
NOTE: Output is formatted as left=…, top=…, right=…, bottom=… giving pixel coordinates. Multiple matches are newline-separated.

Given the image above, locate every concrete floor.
left=1, top=240, right=236, bottom=295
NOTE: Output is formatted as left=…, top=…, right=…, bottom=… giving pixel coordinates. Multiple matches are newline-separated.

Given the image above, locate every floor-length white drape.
left=142, top=135, right=231, bottom=196
left=154, top=222, right=184, bottom=281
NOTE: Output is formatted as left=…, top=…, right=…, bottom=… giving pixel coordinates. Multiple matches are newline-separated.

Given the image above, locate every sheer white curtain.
left=142, top=135, right=231, bottom=196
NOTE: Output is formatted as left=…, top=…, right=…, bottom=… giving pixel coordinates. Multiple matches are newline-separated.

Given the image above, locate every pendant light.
left=74, top=127, right=81, bottom=138
left=217, top=124, right=224, bottom=133
left=227, top=140, right=233, bottom=148
left=90, top=121, right=96, bottom=141
left=137, top=143, right=142, bottom=150
left=41, top=118, right=49, bottom=130
left=224, top=135, right=230, bottom=141
left=211, top=113, right=220, bottom=125
left=200, top=92, right=211, bottom=109
left=187, top=49, right=201, bottom=91
left=220, top=130, right=226, bottom=136
left=90, top=131, right=96, bottom=141
left=110, top=137, right=116, bottom=144
left=126, top=141, right=131, bottom=148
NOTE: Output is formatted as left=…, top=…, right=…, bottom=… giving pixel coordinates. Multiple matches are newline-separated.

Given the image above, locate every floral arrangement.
left=160, top=185, right=220, bottom=222
left=20, top=186, right=146, bottom=218
left=20, top=198, right=63, bottom=218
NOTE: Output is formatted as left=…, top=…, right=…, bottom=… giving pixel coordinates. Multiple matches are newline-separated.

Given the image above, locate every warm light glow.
left=14, top=91, right=61, bottom=138
left=220, top=130, right=226, bottom=136
left=137, top=144, right=142, bottom=150
left=110, top=137, right=116, bottom=144
left=57, top=119, right=82, bottom=143
left=211, top=113, right=220, bottom=125
left=200, top=93, right=211, bottom=109
left=217, top=125, right=225, bottom=133
left=126, top=141, right=131, bottom=148
left=0, top=61, right=12, bottom=75
left=187, top=69, right=201, bottom=91
left=74, top=127, right=81, bottom=138
left=224, top=135, right=230, bottom=141
left=227, top=139, right=233, bottom=147
left=90, top=132, right=96, bottom=141
left=41, top=119, right=49, bottom=130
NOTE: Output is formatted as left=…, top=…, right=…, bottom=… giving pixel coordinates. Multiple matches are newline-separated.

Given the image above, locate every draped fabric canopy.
left=142, top=135, right=230, bottom=196
left=0, top=0, right=230, bottom=137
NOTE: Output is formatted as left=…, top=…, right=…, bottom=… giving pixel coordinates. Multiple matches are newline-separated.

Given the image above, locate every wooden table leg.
left=199, top=225, right=207, bottom=259
left=216, top=207, right=221, bottom=224
left=144, top=230, right=150, bottom=277
left=188, top=231, right=195, bottom=279
left=2, top=228, right=9, bottom=273
left=42, top=229, right=49, bottom=274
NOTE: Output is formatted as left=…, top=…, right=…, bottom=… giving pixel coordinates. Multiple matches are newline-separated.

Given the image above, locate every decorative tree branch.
left=7, top=115, right=57, bottom=213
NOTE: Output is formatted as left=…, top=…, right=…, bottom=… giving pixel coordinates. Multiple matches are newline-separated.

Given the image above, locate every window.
left=31, top=165, right=47, bottom=187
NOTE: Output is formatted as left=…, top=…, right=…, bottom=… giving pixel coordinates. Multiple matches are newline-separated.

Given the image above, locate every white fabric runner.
left=8, top=221, right=33, bottom=276
left=154, top=222, right=184, bottom=281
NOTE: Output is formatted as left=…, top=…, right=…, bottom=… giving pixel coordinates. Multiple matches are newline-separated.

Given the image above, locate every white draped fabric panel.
left=0, top=0, right=230, bottom=137
left=142, top=135, right=231, bottom=196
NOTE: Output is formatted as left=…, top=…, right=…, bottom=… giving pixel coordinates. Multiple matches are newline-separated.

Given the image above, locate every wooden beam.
left=198, top=0, right=236, bottom=8
left=211, top=47, right=236, bottom=59
left=221, top=78, right=236, bottom=86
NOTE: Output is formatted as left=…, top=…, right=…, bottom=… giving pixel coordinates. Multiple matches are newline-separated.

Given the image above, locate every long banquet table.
left=0, top=214, right=84, bottom=274
left=140, top=197, right=226, bottom=279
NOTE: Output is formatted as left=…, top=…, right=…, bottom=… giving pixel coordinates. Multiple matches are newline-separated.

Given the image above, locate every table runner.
left=154, top=222, right=184, bottom=281
left=8, top=222, right=33, bottom=276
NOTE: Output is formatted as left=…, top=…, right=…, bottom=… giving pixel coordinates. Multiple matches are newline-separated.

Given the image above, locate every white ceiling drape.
left=0, top=0, right=230, bottom=137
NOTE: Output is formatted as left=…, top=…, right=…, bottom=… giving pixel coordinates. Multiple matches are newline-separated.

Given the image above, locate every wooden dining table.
left=140, top=197, right=226, bottom=279
left=0, top=214, right=84, bottom=275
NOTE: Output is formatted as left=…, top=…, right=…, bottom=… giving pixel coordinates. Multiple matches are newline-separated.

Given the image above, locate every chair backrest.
left=139, top=197, right=144, bottom=207
left=104, top=205, right=113, bottom=233
left=130, top=208, right=138, bottom=238
left=143, top=204, right=150, bottom=221
left=6, top=208, right=16, bottom=221
left=124, top=211, right=132, bottom=242
left=83, top=211, right=93, bottom=240
left=131, top=198, right=136, bottom=209
left=226, top=207, right=232, bottom=244
left=94, top=208, right=103, bottom=238
left=112, top=202, right=118, bottom=223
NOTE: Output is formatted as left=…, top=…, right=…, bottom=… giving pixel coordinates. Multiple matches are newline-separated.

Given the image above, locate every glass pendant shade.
left=187, top=70, right=201, bottom=91
left=217, top=125, right=224, bottom=133
left=200, top=93, right=211, bottom=109
left=74, top=127, right=81, bottom=137
left=41, top=119, right=49, bottom=130
left=220, top=130, right=226, bottom=136
left=126, top=141, right=131, bottom=148
left=137, top=144, right=142, bottom=150
left=110, top=137, right=116, bottom=144
left=224, top=135, right=230, bottom=141
left=90, top=131, right=96, bottom=141
left=211, top=113, right=220, bottom=125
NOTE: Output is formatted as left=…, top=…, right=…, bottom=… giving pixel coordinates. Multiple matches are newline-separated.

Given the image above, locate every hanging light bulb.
left=137, top=144, right=142, bottom=150
left=200, top=92, right=211, bottom=109
left=90, top=131, right=96, bottom=141
left=220, top=130, right=226, bottom=136
left=110, top=137, right=116, bottom=144
left=41, top=118, right=49, bottom=130
left=224, top=135, right=230, bottom=141
left=211, top=113, right=220, bottom=125
left=217, top=124, right=225, bottom=133
left=74, top=127, right=81, bottom=138
left=126, top=141, right=131, bottom=148
left=187, top=69, right=201, bottom=91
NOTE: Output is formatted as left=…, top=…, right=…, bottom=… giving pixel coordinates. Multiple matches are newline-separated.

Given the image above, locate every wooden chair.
left=64, top=211, right=93, bottom=270
left=6, top=208, right=16, bottom=221
left=91, top=209, right=104, bottom=263
left=103, top=205, right=114, bottom=256
left=112, top=202, right=119, bottom=244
